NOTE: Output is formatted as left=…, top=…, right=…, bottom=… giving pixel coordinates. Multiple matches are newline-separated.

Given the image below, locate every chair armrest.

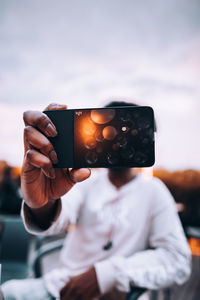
left=32, top=238, right=148, bottom=300
left=126, top=287, right=147, bottom=300
left=185, top=226, right=200, bottom=239
left=32, top=239, right=64, bottom=278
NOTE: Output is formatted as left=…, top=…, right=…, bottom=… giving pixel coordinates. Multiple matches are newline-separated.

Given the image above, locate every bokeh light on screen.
left=74, top=107, right=155, bottom=167
left=82, top=118, right=96, bottom=136
left=85, top=151, right=98, bottom=164
left=121, top=126, right=129, bottom=133
left=95, top=131, right=104, bottom=142
left=84, top=136, right=97, bottom=149
left=91, top=109, right=115, bottom=124
left=102, top=126, right=117, bottom=140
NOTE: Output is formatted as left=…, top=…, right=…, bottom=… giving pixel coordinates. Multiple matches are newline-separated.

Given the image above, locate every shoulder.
left=139, top=175, right=171, bottom=194
left=139, top=176, right=176, bottom=212
left=147, top=176, right=170, bottom=192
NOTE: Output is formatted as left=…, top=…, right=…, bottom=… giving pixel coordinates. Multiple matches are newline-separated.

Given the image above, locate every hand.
left=60, top=267, right=100, bottom=300
left=21, top=103, right=91, bottom=209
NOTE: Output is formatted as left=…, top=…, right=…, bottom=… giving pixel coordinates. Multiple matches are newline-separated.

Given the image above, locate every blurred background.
left=0, top=0, right=200, bottom=299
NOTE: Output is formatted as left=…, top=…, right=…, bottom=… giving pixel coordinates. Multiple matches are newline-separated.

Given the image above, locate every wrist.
left=25, top=198, right=61, bottom=230
left=28, top=198, right=58, bottom=213
left=22, top=193, right=54, bottom=210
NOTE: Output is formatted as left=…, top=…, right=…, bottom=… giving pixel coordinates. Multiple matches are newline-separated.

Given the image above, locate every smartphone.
left=44, top=106, right=155, bottom=168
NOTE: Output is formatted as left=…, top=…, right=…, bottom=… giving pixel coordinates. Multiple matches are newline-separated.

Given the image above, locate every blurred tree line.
left=0, top=160, right=22, bottom=215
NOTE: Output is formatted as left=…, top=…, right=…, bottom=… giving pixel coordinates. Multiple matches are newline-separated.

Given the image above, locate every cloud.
left=0, top=0, right=200, bottom=168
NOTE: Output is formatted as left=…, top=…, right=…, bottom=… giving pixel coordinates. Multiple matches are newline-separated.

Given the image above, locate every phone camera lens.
left=85, top=151, right=98, bottom=164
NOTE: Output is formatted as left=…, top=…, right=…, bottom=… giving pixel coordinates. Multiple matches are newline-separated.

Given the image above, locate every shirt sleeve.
left=21, top=182, right=86, bottom=236
left=95, top=179, right=192, bottom=294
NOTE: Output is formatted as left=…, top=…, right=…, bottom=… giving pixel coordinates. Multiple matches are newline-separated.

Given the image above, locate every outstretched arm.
left=21, top=103, right=90, bottom=230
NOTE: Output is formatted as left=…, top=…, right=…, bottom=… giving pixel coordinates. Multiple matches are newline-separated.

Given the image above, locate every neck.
left=108, top=168, right=138, bottom=189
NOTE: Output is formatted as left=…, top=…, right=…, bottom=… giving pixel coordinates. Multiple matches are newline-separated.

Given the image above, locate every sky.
left=0, top=0, right=200, bottom=169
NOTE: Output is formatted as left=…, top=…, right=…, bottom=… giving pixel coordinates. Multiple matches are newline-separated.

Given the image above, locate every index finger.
left=23, top=110, right=57, bottom=137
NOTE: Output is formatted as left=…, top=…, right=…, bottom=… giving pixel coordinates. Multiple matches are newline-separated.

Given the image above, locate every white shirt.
left=22, top=170, right=191, bottom=298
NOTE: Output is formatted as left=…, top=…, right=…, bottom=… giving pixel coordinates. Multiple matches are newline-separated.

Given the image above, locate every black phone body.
left=44, top=106, right=155, bottom=168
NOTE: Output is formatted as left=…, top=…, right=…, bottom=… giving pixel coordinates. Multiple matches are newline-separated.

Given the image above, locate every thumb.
left=69, top=168, right=91, bottom=183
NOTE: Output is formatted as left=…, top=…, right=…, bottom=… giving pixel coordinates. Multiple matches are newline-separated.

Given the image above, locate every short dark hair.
left=104, top=100, right=138, bottom=108
left=104, top=100, right=157, bottom=131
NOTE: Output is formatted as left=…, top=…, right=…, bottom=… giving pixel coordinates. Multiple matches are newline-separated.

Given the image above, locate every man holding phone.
left=2, top=102, right=191, bottom=300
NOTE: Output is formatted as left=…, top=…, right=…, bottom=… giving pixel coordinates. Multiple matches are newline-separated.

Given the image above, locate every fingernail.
left=49, top=150, right=58, bottom=164
left=71, top=168, right=91, bottom=183
left=49, top=168, right=55, bottom=179
left=80, top=168, right=91, bottom=174
left=46, top=123, right=57, bottom=137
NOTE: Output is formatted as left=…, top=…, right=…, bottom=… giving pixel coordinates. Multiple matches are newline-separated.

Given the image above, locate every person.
left=1, top=102, right=191, bottom=300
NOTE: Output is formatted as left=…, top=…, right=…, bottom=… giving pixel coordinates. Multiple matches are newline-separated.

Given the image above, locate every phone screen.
left=74, top=106, right=155, bottom=168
